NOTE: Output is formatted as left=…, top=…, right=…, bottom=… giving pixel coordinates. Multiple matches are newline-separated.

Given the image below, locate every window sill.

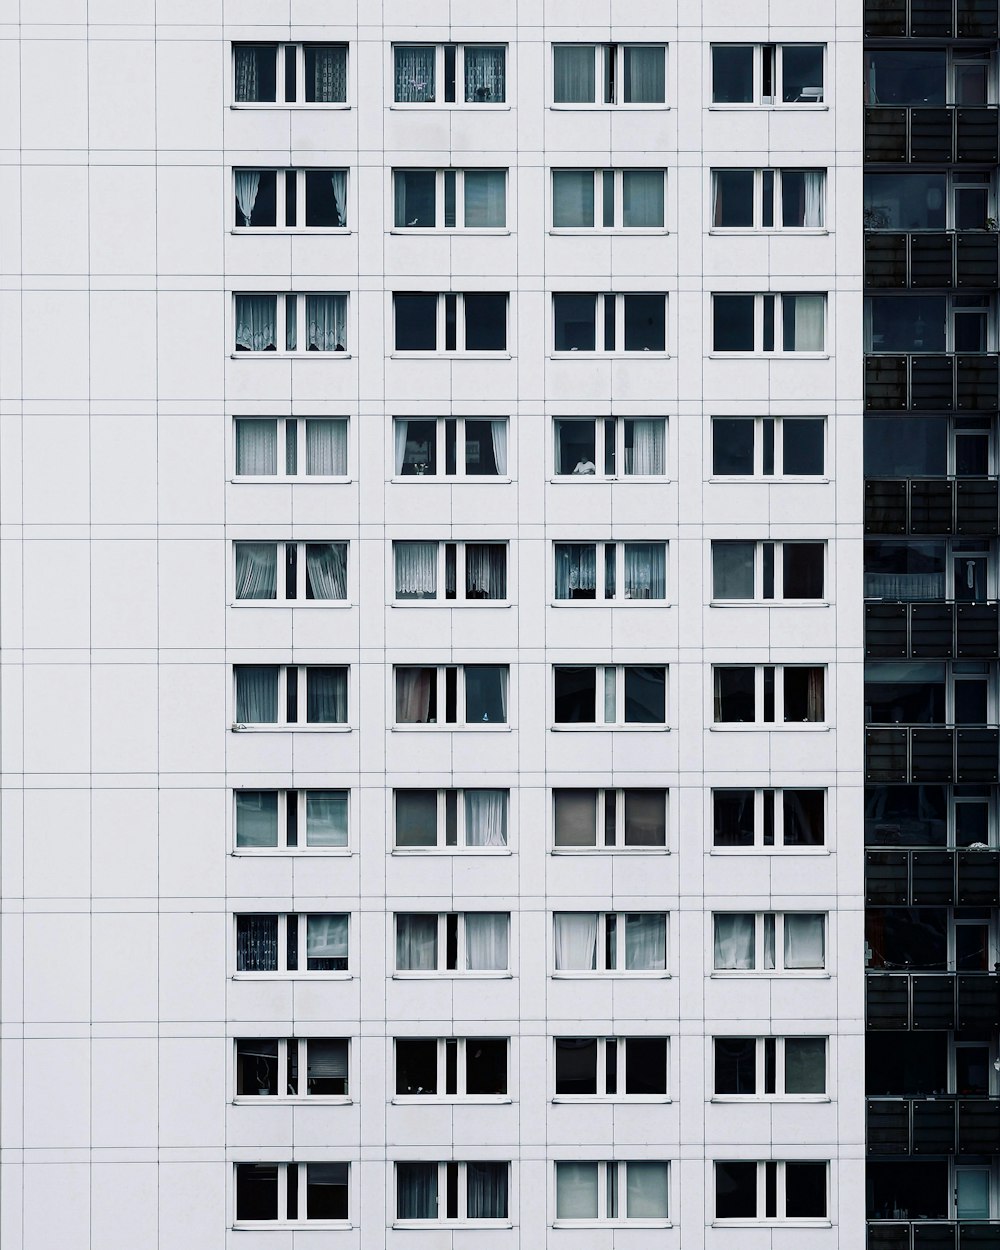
left=710, top=1094, right=830, bottom=1103
left=548, top=352, right=671, bottom=360
left=233, top=1095, right=353, bottom=1106
left=392, top=971, right=513, bottom=980
left=231, top=848, right=352, bottom=857
left=707, top=352, right=829, bottom=360
left=392, top=1221, right=513, bottom=1230
left=549, top=599, right=671, bottom=608
left=390, top=475, right=512, bottom=485
left=709, top=599, right=830, bottom=608
left=547, top=475, right=673, bottom=484
left=707, top=103, right=828, bottom=112
left=709, top=723, right=830, bottom=732
left=551, top=1095, right=672, bottom=1105
left=710, top=970, right=830, bottom=979
left=548, top=103, right=670, bottom=112
left=231, top=724, right=352, bottom=733
left=390, top=600, right=513, bottom=609
left=708, top=476, right=830, bottom=484
left=231, top=228, right=353, bottom=236
left=391, top=1095, right=512, bottom=1105
left=710, top=847, right=829, bottom=856
left=551, top=971, right=671, bottom=979
left=390, top=724, right=513, bottom=732
left=231, top=972, right=353, bottom=981
left=392, top=847, right=513, bottom=856
left=709, top=228, right=829, bottom=237
left=549, top=228, right=670, bottom=236
left=390, top=228, right=512, bottom=236
left=390, top=352, right=513, bottom=361
left=230, top=351, right=353, bottom=360
left=231, top=476, right=353, bottom=485
left=551, top=847, right=669, bottom=856
left=234, top=1221, right=353, bottom=1231
left=549, top=723, right=669, bottom=732
left=388, top=103, right=511, bottom=112
left=712, top=1220, right=832, bottom=1229
left=229, top=102, right=351, bottom=111
left=552, top=1220, right=672, bottom=1229
left=229, top=600, right=354, bottom=609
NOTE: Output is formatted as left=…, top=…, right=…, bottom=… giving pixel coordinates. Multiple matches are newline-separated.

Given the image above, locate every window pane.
left=552, top=171, right=595, bottom=227
left=624, top=295, right=665, bottom=351
left=236, top=791, right=279, bottom=848
left=713, top=541, right=754, bottom=599
left=304, top=45, right=347, bottom=103
left=464, top=912, right=509, bottom=970
left=625, top=1037, right=667, bottom=1094
left=714, top=294, right=755, bottom=351
left=306, top=668, right=346, bottom=723
left=554, top=543, right=597, bottom=599
left=868, top=295, right=946, bottom=353
left=395, top=46, right=435, bottom=102
left=306, top=1039, right=348, bottom=1095
left=712, top=418, right=754, bottom=474
left=623, top=790, right=666, bottom=846
left=395, top=913, right=438, bottom=970
left=784, top=1162, right=827, bottom=1217
left=394, top=790, right=438, bottom=847
left=782, top=294, right=825, bottom=351
left=234, top=45, right=276, bottom=103
left=713, top=170, right=754, bottom=227
left=554, top=45, right=596, bottom=103
left=464, top=170, right=505, bottom=227
left=864, top=173, right=947, bottom=231
left=235, top=294, right=277, bottom=352
left=715, top=1037, right=756, bottom=1093
left=784, top=914, right=825, bottom=969
left=553, top=790, right=598, bottom=846
left=714, top=667, right=755, bottom=722
left=623, top=667, right=665, bottom=723
left=466, top=1039, right=507, bottom=1094
left=466, top=1162, right=507, bottom=1218
left=554, top=666, right=597, bottom=723
left=395, top=170, right=436, bottom=227
left=305, top=170, right=347, bottom=227
left=555, top=419, right=596, bottom=474
left=715, top=1161, right=758, bottom=1218
left=396, top=419, right=438, bottom=476
left=396, top=667, right=437, bottom=723
left=713, top=46, right=753, bottom=103
left=783, top=418, right=824, bottom=475
left=553, top=912, right=599, bottom=970
left=626, top=1162, right=669, bottom=1218
left=305, top=1162, right=348, bottom=1220
left=395, top=1038, right=437, bottom=1093
left=395, top=542, right=438, bottom=599
left=780, top=170, right=824, bottom=228
left=714, top=790, right=754, bottom=847
left=623, top=46, right=665, bottom=104
left=236, top=666, right=279, bottom=723
left=396, top=1162, right=438, bottom=1218
left=783, top=790, right=825, bottom=846
left=465, top=665, right=507, bottom=723
left=867, top=49, right=943, bottom=106
left=785, top=1038, right=826, bottom=1093
left=236, top=1039, right=279, bottom=1095
left=625, top=913, right=666, bottom=969
left=306, top=914, right=348, bottom=970
left=622, top=170, right=664, bottom=227
left=555, top=1037, right=597, bottom=1094
left=713, top=914, right=755, bottom=969
left=464, top=46, right=505, bottom=103
left=235, top=169, right=276, bottom=227
left=304, top=790, right=348, bottom=847
left=554, top=293, right=597, bottom=350
left=236, top=1163, right=279, bottom=1220
left=235, top=419, right=278, bottom=475
left=463, top=293, right=507, bottom=350
left=395, top=293, right=438, bottom=350
left=304, top=543, right=347, bottom=600
left=556, top=1162, right=599, bottom=1219
left=236, top=914, right=279, bottom=971
left=782, top=45, right=824, bottom=102
left=784, top=666, right=824, bottom=722
left=782, top=543, right=824, bottom=599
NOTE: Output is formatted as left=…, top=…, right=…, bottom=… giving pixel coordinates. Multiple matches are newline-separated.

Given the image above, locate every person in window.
left=572, top=457, right=597, bottom=475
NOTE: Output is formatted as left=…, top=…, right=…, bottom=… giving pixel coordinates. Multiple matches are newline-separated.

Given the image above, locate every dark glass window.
left=554, top=666, right=597, bottom=722
left=868, top=295, right=947, bottom=354
left=235, top=170, right=276, bottom=227
left=623, top=295, right=665, bottom=350
left=236, top=1040, right=279, bottom=1095
left=864, top=416, right=947, bottom=477
left=784, top=667, right=824, bottom=722
left=304, top=46, right=347, bottom=103
left=782, top=45, right=824, bottom=102
left=464, top=293, right=507, bottom=350
left=785, top=1163, right=826, bottom=1218
left=236, top=915, right=279, bottom=971
left=783, top=419, right=824, bottom=474
left=234, top=46, right=277, bottom=103
left=398, top=419, right=437, bottom=475
left=715, top=1038, right=756, bottom=1094
left=555, top=419, right=596, bottom=473
left=785, top=1039, right=826, bottom=1093
left=236, top=1164, right=279, bottom=1220
left=713, top=46, right=753, bottom=103
left=783, top=791, right=825, bottom=845
left=305, top=171, right=345, bottom=227
left=464, top=665, right=506, bottom=722
left=783, top=543, right=824, bottom=599
left=623, top=790, right=666, bottom=845
left=713, top=418, right=755, bottom=474
left=464, top=420, right=502, bottom=474
left=866, top=50, right=945, bottom=106
left=715, top=668, right=755, bottom=722
left=714, top=790, right=755, bottom=846
left=395, top=294, right=438, bottom=350
left=396, top=1039, right=438, bottom=1094
left=555, top=1038, right=598, bottom=1094
left=714, top=171, right=754, bottom=226
left=306, top=1163, right=348, bottom=1219
left=395, top=790, right=438, bottom=846
left=395, top=171, right=436, bottom=227
left=716, top=1161, right=758, bottom=1218
left=864, top=173, right=947, bottom=231
left=714, top=295, right=755, bottom=351
left=554, top=294, right=597, bottom=350
left=625, top=1038, right=668, bottom=1094
left=624, top=666, right=665, bottom=722
left=466, top=1039, right=507, bottom=1094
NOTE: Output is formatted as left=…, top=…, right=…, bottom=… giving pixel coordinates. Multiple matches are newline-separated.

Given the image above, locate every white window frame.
left=550, top=788, right=669, bottom=852
left=551, top=416, right=668, bottom=481
left=550, top=43, right=668, bottom=107
left=231, top=42, right=350, bottom=108
left=231, top=664, right=350, bottom=731
left=711, top=787, right=827, bottom=851
left=711, top=292, right=828, bottom=355
left=392, top=1161, right=512, bottom=1227
left=392, top=1037, right=511, bottom=1102
left=231, top=540, right=350, bottom=605
left=551, top=911, right=670, bottom=976
left=393, top=912, right=511, bottom=976
left=233, top=1160, right=352, bottom=1228
left=710, top=539, right=827, bottom=603
left=552, top=1160, right=671, bottom=1226
left=232, top=789, right=350, bottom=854
left=712, top=912, right=828, bottom=975
left=233, top=912, right=351, bottom=978
left=711, top=664, right=827, bottom=726
left=392, top=168, right=508, bottom=231
left=713, top=1160, right=830, bottom=1224
left=549, top=168, right=668, bottom=231
left=391, top=540, right=509, bottom=605
left=551, top=664, right=669, bottom=729
left=710, top=168, right=826, bottom=230
left=232, top=417, right=350, bottom=482
left=391, top=43, right=509, bottom=107
left=551, top=292, right=669, bottom=356
left=231, top=292, right=350, bottom=357
left=392, top=788, right=511, bottom=853
left=710, top=43, right=826, bottom=107
left=392, top=664, right=511, bottom=729
left=232, top=167, right=350, bottom=232
left=391, top=416, right=510, bottom=480
left=712, top=1036, right=829, bottom=1100
left=710, top=415, right=826, bottom=479
left=233, top=1037, right=351, bottom=1103
left=550, top=540, right=668, bottom=604
left=552, top=1036, right=671, bottom=1101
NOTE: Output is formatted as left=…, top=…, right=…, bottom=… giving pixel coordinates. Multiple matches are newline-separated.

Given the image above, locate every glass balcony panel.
left=957, top=0, right=1000, bottom=38
left=911, top=728, right=955, bottom=781
left=910, top=235, right=954, bottom=289
left=960, top=1222, right=1000, bottom=1247
left=911, top=851, right=955, bottom=904
left=867, top=604, right=910, bottom=657
left=867, top=851, right=911, bottom=904
left=868, top=234, right=909, bottom=288
left=867, top=481, right=909, bottom=533
left=867, top=974, right=911, bottom=1028
left=912, top=358, right=955, bottom=411
left=868, top=1099, right=911, bottom=1153
left=912, top=974, right=956, bottom=1028
left=910, top=604, right=955, bottom=659
left=958, top=1100, right=1000, bottom=1154
left=910, top=110, right=954, bottom=162
left=868, top=357, right=909, bottom=410
left=957, top=358, right=999, bottom=411
left=956, top=727, right=1000, bottom=782
left=910, top=481, right=954, bottom=534
left=956, top=110, right=1000, bottom=163
left=913, top=1099, right=957, bottom=1153
left=868, top=729, right=911, bottom=781
left=867, top=1226, right=911, bottom=1250
left=910, top=0, right=955, bottom=34
left=956, top=481, right=999, bottom=536
left=867, top=108, right=909, bottom=162
left=957, top=851, right=1000, bottom=903
left=957, top=236, right=999, bottom=290
left=865, top=0, right=907, bottom=37
left=956, top=604, right=999, bottom=658
left=957, top=973, right=1000, bottom=1030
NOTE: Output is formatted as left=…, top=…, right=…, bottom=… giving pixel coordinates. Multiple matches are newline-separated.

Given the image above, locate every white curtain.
left=394, top=419, right=409, bottom=474
left=305, top=790, right=348, bottom=847
left=554, top=45, right=595, bottom=103
left=235, top=791, right=278, bottom=847
left=306, top=294, right=346, bottom=351
left=305, top=543, right=347, bottom=599
left=624, top=544, right=665, bottom=599
left=330, top=170, right=348, bottom=226
left=554, top=912, right=598, bottom=970
left=234, top=170, right=261, bottom=226
left=623, top=170, right=664, bottom=227
left=235, top=666, right=278, bottom=723
left=464, top=171, right=505, bottom=227
left=552, top=171, right=594, bottom=227
left=235, top=294, right=276, bottom=351
left=556, top=1163, right=599, bottom=1219
left=863, top=572, right=945, bottom=600
left=624, top=46, right=665, bottom=103
left=306, top=914, right=348, bottom=965
left=784, top=914, right=825, bottom=969
left=465, top=912, right=509, bottom=970
left=465, top=46, right=505, bottom=102
left=305, top=419, right=347, bottom=475
left=395, top=46, right=435, bottom=102
left=787, top=294, right=825, bottom=351
left=804, top=171, right=825, bottom=227
left=305, top=668, right=347, bottom=723
left=465, top=544, right=506, bottom=599
left=311, top=46, right=347, bottom=102
left=395, top=667, right=435, bottom=722
left=396, top=913, right=437, bottom=970
left=465, top=790, right=508, bottom=847
left=235, top=542, right=277, bottom=599
left=626, top=419, right=664, bottom=474
left=554, top=544, right=597, bottom=599
left=236, top=420, right=277, bottom=475
left=490, top=420, right=508, bottom=474
left=625, top=913, right=666, bottom=969
left=714, top=913, right=755, bottom=969
left=396, top=1164, right=437, bottom=1219
left=627, top=1163, right=669, bottom=1218
left=234, top=46, right=261, bottom=102
left=467, top=1163, right=508, bottom=1218
left=395, top=543, right=437, bottom=598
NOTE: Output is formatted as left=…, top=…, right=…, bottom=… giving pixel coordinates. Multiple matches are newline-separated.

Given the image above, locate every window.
left=393, top=541, right=507, bottom=601
left=235, top=913, right=349, bottom=973
left=394, top=789, right=509, bottom=849
left=234, top=790, right=349, bottom=851
left=393, top=44, right=506, bottom=104
left=393, top=292, right=508, bottom=352
left=553, top=542, right=667, bottom=601
left=711, top=44, right=824, bottom=105
left=553, top=293, right=667, bottom=352
left=234, top=169, right=348, bottom=229
left=712, top=416, right=824, bottom=477
left=234, top=418, right=348, bottom=478
left=233, top=43, right=348, bottom=105
left=393, top=417, right=508, bottom=477
left=866, top=295, right=994, bottom=354
left=394, top=665, right=508, bottom=726
left=395, top=1038, right=507, bottom=1096
left=712, top=169, right=825, bottom=229
left=553, top=417, right=666, bottom=477
left=394, top=169, right=506, bottom=228
left=233, top=541, right=348, bottom=602
left=712, top=913, right=826, bottom=972
left=865, top=171, right=995, bottom=232
left=235, top=1162, right=349, bottom=1225
left=555, top=1161, right=669, bottom=1223
left=712, top=293, right=826, bottom=353
left=712, top=541, right=825, bottom=601
left=233, top=665, right=348, bottom=727
left=235, top=1038, right=350, bottom=1098
left=713, top=665, right=825, bottom=724
left=713, top=789, right=825, bottom=848
left=552, top=44, right=666, bottom=105
left=551, top=170, right=666, bottom=229
left=553, top=912, right=668, bottom=973
left=714, top=1161, right=828, bottom=1221
left=553, top=665, right=666, bottom=726
left=394, top=913, right=510, bottom=973
left=394, top=1161, right=509, bottom=1222
left=553, top=789, right=667, bottom=849
left=233, top=293, right=347, bottom=353
left=554, top=1037, right=668, bottom=1097
left=714, top=1037, right=826, bottom=1096
left=866, top=47, right=995, bottom=107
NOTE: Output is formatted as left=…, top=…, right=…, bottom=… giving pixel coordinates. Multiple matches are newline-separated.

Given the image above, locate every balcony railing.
left=865, top=107, right=1000, bottom=164
left=866, top=849, right=1000, bottom=905
left=866, top=355, right=1000, bottom=410
left=866, top=478, right=1000, bottom=535
left=868, top=1096, right=1000, bottom=1155
left=869, top=1221, right=1000, bottom=1250
left=867, top=971, right=1000, bottom=1030
left=866, top=233, right=1000, bottom=290
left=866, top=0, right=1000, bottom=38
left=866, top=726, right=1000, bottom=782
left=865, top=602, right=1000, bottom=659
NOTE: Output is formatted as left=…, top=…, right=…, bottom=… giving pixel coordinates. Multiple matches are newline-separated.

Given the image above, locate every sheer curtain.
left=467, top=1163, right=508, bottom=1218
left=330, top=171, right=348, bottom=226
left=553, top=45, right=596, bottom=102
left=465, top=790, right=508, bottom=847
left=305, top=790, right=348, bottom=847
left=554, top=912, right=598, bottom=970
left=395, top=667, right=435, bottom=721
left=396, top=913, right=437, bottom=970
left=713, top=913, right=755, bottom=969
left=235, top=543, right=277, bottom=599
left=236, top=915, right=278, bottom=970
left=626, top=419, right=664, bottom=474
left=235, top=791, right=279, bottom=847
left=394, top=419, right=409, bottom=474
left=464, top=46, right=505, bottom=102
left=306, top=294, right=347, bottom=350
left=624, top=544, right=665, bottom=599
left=306, top=914, right=348, bottom=969
left=784, top=914, right=825, bottom=968
left=863, top=572, right=945, bottom=599
left=234, top=46, right=260, bottom=102
left=804, top=172, right=825, bottom=227
left=627, top=1163, right=669, bottom=1218
left=234, top=171, right=261, bottom=226
left=306, top=668, right=347, bottom=722
left=396, top=1163, right=438, bottom=1219
left=556, top=1164, right=598, bottom=1219
left=464, top=171, right=505, bottom=227
left=623, top=170, right=664, bottom=227
left=395, top=543, right=438, bottom=598
left=786, top=294, right=825, bottom=351
left=552, top=171, right=594, bottom=227
left=490, top=420, right=508, bottom=474
left=236, top=419, right=278, bottom=474
left=465, top=544, right=506, bottom=599
left=306, top=419, right=347, bottom=475
left=235, top=294, right=277, bottom=351
left=395, top=46, right=435, bottom=102
left=235, top=666, right=278, bottom=723
left=465, top=913, right=509, bottom=970
left=624, top=913, right=666, bottom=969
left=624, top=46, right=665, bottom=102
left=311, top=46, right=347, bottom=102
left=554, top=544, right=597, bottom=598
left=305, top=544, right=347, bottom=599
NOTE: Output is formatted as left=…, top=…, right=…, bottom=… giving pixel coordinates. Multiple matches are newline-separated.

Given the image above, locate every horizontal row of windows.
left=231, top=42, right=826, bottom=108
left=230, top=415, right=828, bottom=480
left=229, top=664, right=829, bottom=729
left=232, top=911, right=829, bottom=976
